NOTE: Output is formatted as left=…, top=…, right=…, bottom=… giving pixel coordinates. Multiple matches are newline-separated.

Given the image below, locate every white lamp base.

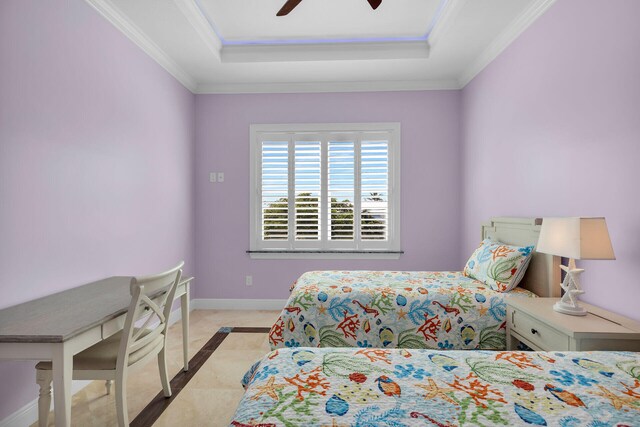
left=553, top=300, right=587, bottom=316
left=553, top=259, right=588, bottom=317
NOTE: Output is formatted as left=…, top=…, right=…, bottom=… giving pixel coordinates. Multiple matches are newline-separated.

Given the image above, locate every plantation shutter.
left=251, top=124, right=399, bottom=254
left=294, top=140, right=321, bottom=241
left=261, top=140, right=289, bottom=242
left=360, top=138, right=389, bottom=241
left=328, top=140, right=355, bottom=242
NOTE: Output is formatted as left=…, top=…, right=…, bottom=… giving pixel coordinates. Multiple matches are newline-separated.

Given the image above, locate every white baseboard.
left=191, top=298, right=287, bottom=311
left=0, top=306, right=187, bottom=427
left=0, top=299, right=281, bottom=427
left=0, top=379, right=91, bottom=427
left=167, top=304, right=183, bottom=326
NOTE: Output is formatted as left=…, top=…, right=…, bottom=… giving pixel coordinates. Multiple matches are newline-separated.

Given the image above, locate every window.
left=249, top=123, right=401, bottom=259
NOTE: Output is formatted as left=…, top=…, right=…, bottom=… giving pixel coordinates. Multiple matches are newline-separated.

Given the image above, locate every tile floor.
left=34, top=310, right=279, bottom=427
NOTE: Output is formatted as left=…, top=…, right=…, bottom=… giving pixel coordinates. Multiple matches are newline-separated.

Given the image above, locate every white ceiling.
left=199, top=0, right=443, bottom=41
left=87, top=0, right=557, bottom=93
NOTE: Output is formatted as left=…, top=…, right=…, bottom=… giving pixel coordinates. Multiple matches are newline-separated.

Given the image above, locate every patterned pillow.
left=463, top=238, right=534, bottom=292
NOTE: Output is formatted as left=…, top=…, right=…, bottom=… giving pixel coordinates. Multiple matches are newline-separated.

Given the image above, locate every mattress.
left=232, top=347, right=640, bottom=426
left=269, top=271, right=535, bottom=351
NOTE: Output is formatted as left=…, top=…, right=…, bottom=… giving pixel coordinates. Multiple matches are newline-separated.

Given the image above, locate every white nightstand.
left=506, top=297, right=640, bottom=351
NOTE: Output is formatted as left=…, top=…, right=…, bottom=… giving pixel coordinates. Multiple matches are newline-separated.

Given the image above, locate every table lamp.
left=537, top=217, right=615, bottom=316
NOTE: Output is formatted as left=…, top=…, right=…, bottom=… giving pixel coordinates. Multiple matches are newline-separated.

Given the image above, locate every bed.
left=268, top=218, right=561, bottom=351
left=231, top=347, right=640, bottom=426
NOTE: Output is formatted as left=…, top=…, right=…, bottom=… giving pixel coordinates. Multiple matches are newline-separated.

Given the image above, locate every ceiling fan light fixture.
left=276, top=0, right=303, bottom=16
left=277, top=0, right=383, bottom=16
left=367, top=0, right=382, bottom=10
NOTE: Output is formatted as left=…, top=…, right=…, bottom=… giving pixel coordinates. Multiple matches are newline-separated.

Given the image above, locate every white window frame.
left=249, top=123, right=401, bottom=259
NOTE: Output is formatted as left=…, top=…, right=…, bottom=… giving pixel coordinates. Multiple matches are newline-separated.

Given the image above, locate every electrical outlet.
left=209, top=172, right=217, bottom=183
left=217, top=172, right=225, bottom=182
left=245, top=275, right=253, bottom=286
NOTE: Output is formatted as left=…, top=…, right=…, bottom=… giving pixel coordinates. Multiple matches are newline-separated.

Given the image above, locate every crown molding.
left=457, top=0, right=557, bottom=87
left=221, top=40, right=430, bottom=63
left=428, top=0, right=466, bottom=48
left=85, top=0, right=555, bottom=95
left=175, top=0, right=434, bottom=64
left=84, top=0, right=198, bottom=92
left=195, top=79, right=461, bottom=94
left=173, top=0, right=222, bottom=61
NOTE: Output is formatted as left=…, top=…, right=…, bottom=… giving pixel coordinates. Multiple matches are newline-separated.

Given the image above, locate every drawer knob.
left=531, top=328, right=538, bottom=335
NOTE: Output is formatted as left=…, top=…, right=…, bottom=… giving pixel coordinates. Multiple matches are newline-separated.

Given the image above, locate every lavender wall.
left=4, top=0, right=638, bottom=422
left=0, top=0, right=195, bottom=420
left=195, top=91, right=462, bottom=300
left=461, top=0, right=640, bottom=320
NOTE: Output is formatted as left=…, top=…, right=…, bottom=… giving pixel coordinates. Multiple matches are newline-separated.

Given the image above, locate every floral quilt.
left=231, top=347, right=640, bottom=427
left=269, top=271, right=535, bottom=351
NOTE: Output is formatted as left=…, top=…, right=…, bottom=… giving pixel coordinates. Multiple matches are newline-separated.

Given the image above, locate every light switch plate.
left=209, top=172, right=217, bottom=183
left=217, top=172, right=225, bottom=182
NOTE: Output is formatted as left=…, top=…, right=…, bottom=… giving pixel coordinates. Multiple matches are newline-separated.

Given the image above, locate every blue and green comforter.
left=232, top=347, right=640, bottom=426
left=269, top=271, right=535, bottom=351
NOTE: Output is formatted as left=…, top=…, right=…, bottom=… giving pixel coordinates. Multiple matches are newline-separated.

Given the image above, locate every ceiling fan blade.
left=277, top=0, right=303, bottom=16
left=367, top=0, right=382, bottom=10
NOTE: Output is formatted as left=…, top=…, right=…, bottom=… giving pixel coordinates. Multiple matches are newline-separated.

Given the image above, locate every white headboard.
left=481, top=217, right=561, bottom=298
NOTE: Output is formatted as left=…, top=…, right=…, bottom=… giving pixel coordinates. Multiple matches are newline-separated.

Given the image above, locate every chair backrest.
left=117, top=262, right=184, bottom=370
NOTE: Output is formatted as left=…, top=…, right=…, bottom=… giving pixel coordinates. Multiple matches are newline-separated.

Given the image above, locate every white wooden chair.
left=35, top=262, right=184, bottom=426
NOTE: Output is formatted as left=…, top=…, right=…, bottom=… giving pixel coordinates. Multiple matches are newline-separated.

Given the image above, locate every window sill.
left=247, top=250, right=403, bottom=260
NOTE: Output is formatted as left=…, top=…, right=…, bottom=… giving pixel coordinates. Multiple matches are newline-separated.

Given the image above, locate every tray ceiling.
left=88, top=0, right=557, bottom=93
left=197, top=0, right=444, bottom=42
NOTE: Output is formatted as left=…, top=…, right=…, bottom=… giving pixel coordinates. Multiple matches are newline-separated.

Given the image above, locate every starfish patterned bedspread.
left=268, top=271, right=535, bottom=351
left=232, top=347, right=640, bottom=427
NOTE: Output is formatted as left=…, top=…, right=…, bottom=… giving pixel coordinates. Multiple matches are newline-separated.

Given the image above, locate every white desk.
left=0, top=276, right=193, bottom=427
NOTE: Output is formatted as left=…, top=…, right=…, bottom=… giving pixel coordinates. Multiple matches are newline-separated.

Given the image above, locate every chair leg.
left=36, top=369, right=52, bottom=427
left=105, top=380, right=113, bottom=395
left=158, top=347, right=172, bottom=398
left=115, top=376, right=128, bottom=427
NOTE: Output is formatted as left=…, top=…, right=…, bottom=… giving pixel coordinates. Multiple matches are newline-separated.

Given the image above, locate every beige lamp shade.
left=537, top=217, right=616, bottom=260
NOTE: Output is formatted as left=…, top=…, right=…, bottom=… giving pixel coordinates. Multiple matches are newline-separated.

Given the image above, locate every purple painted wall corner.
left=0, top=0, right=195, bottom=420
left=461, top=0, right=640, bottom=320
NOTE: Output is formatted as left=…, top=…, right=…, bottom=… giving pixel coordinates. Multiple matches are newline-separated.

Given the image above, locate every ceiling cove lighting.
left=193, top=0, right=449, bottom=46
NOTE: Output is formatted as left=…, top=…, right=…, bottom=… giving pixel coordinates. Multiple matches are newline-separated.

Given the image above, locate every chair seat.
left=36, top=329, right=164, bottom=371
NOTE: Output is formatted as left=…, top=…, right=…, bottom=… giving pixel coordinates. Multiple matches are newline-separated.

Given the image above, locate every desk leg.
left=52, top=343, right=73, bottom=427
left=181, top=284, right=190, bottom=371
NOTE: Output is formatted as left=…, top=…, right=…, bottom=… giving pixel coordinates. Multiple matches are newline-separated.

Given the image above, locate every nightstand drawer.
left=510, top=307, right=569, bottom=350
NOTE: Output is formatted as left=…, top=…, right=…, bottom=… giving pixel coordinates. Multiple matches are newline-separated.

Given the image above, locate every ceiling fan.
left=277, top=0, right=382, bottom=16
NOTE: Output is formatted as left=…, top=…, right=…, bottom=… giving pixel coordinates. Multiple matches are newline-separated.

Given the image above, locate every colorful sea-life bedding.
left=231, top=347, right=640, bottom=427
left=269, top=271, right=536, bottom=351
